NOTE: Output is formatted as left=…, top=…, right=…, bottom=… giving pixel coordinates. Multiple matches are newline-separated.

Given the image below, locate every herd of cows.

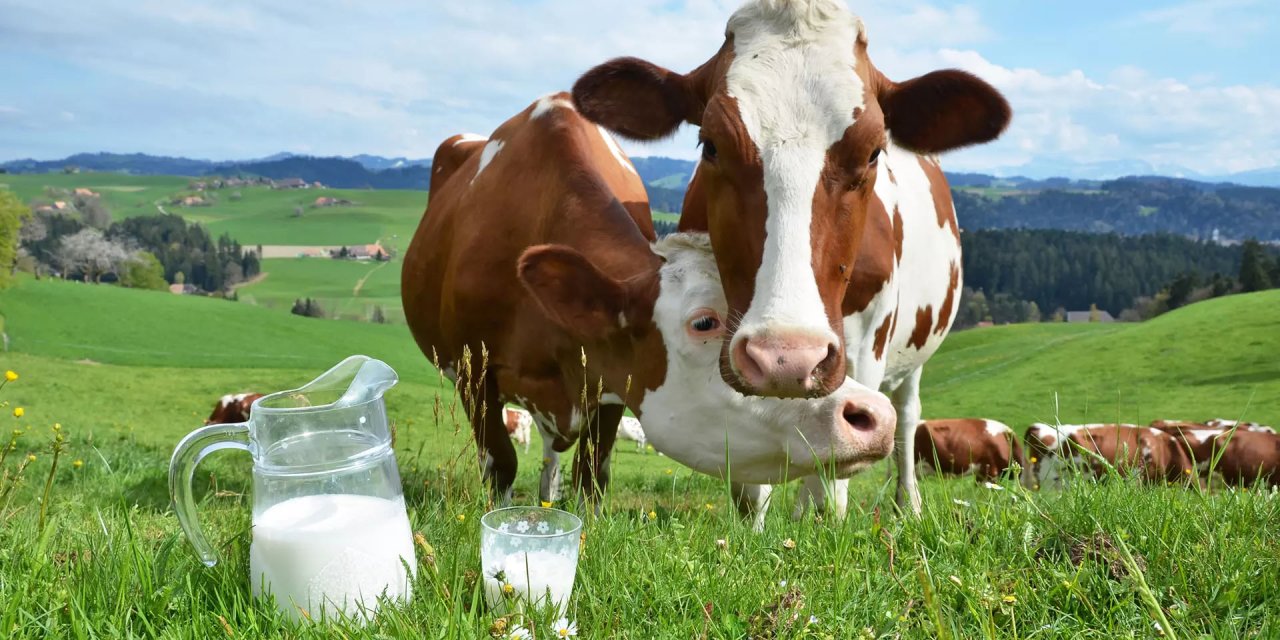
left=204, top=1, right=1274, bottom=528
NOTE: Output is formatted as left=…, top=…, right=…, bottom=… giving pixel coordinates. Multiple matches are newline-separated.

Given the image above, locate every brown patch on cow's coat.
left=872, top=314, right=893, bottom=360
left=842, top=195, right=895, bottom=316
left=908, top=305, right=934, bottom=349
left=917, top=155, right=961, bottom=244
left=934, top=262, right=960, bottom=335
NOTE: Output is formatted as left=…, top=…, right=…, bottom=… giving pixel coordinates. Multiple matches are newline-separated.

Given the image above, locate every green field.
left=237, top=258, right=404, bottom=323
left=1, top=276, right=1278, bottom=637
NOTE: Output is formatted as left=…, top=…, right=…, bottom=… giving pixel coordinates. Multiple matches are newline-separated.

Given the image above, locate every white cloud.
left=0, top=0, right=1276, bottom=178
left=1134, top=0, right=1271, bottom=42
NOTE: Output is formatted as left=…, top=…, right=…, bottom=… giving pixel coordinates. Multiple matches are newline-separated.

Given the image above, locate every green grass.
left=237, top=258, right=403, bottom=323
left=2, top=236, right=1279, bottom=638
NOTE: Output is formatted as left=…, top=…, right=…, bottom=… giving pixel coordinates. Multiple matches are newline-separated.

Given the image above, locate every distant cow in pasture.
left=1154, top=421, right=1280, bottom=487
left=616, top=416, right=647, bottom=452
left=205, top=393, right=263, bottom=425
left=503, top=406, right=533, bottom=454
left=1205, top=418, right=1275, bottom=434
left=401, top=93, right=895, bottom=512
left=572, top=0, right=1011, bottom=516
left=914, top=419, right=1025, bottom=482
left=1022, top=423, right=1195, bottom=489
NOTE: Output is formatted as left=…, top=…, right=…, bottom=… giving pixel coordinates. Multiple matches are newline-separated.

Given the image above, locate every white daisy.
left=982, top=482, right=1004, bottom=491
left=537, top=521, right=550, bottom=533
left=516, top=521, right=530, bottom=533
left=952, top=498, right=971, bottom=507
left=551, top=617, right=578, bottom=637
left=508, top=625, right=531, bottom=639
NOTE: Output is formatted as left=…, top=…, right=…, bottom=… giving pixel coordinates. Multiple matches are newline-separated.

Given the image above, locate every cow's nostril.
left=844, top=406, right=875, bottom=432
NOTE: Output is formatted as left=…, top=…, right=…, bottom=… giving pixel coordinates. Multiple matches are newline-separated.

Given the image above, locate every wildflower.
left=664, top=468, right=673, bottom=475
left=982, top=482, right=1004, bottom=491
left=1029, top=456, right=1038, bottom=463
left=550, top=617, right=578, bottom=637
left=1184, top=468, right=1192, bottom=475
left=72, top=459, right=83, bottom=469
left=26, top=454, right=36, bottom=462
left=456, top=513, right=466, bottom=523
left=53, top=423, right=61, bottom=432
left=12, top=407, right=23, bottom=418
left=716, top=538, right=727, bottom=550
left=704, top=502, right=715, bottom=511
left=779, top=580, right=788, bottom=587
left=4, top=371, right=16, bottom=382
left=501, top=583, right=515, bottom=596
left=647, top=510, right=657, bottom=521
left=1002, top=594, right=1017, bottom=604
left=952, top=498, right=971, bottom=507
left=782, top=538, right=796, bottom=550
left=541, top=501, right=553, bottom=508
left=508, top=626, right=531, bottom=639
left=808, top=615, right=819, bottom=625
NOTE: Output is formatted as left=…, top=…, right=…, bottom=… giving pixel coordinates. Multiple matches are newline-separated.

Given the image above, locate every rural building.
left=1066, top=310, right=1115, bottom=323
left=168, top=283, right=198, bottom=295
left=271, top=178, right=308, bottom=189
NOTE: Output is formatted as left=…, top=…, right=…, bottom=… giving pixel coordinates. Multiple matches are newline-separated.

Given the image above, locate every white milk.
left=249, top=494, right=415, bottom=622
left=482, top=550, right=577, bottom=617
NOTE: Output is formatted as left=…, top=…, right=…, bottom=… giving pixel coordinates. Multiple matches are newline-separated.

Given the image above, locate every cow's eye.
left=700, top=138, right=718, bottom=163
left=868, top=147, right=882, bottom=166
left=692, top=316, right=719, bottom=332
left=686, top=309, right=724, bottom=339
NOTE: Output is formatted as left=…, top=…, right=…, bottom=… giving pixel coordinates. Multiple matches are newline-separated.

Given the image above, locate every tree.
left=54, top=228, right=131, bottom=283
left=175, top=270, right=185, bottom=285
left=1026, top=301, right=1041, bottom=323
left=0, top=189, right=31, bottom=289
left=1239, top=239, right=1274, bottom=292
left=1088, top=303, right=1100, bottom=322
left=119, top=251, right=168, bottom=290
left=74, top=195, right=112, bottom=229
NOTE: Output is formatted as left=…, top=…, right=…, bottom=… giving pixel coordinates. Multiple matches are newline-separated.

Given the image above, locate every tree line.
left=13, top=191, right=259, bottom=293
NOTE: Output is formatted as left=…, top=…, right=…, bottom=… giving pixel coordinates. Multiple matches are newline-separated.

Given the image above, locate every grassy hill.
left=237, top=257, right=403, bottom=322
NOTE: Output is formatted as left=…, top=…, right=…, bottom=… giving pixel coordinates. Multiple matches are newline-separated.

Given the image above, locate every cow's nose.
left=834, top=388, right=895, bottom=441
left=732, top=331, right=839, bottom=398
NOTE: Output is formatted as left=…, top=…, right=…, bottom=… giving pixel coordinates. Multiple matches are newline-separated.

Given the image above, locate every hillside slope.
left=923, top=289, right=1280, bottom=429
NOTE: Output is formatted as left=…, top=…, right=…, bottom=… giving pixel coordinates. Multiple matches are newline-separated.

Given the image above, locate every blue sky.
left=1, top=0, right=1277, bottom=177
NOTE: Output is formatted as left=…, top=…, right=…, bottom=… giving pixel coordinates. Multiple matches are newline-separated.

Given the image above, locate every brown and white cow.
left=1022, top=423, right=1195, bottom=488
left=914, top=419, right=1026, bottom=482
left=503, top=406, right=533, bottom=454
left=572, top=0, right=1010, bottom=514
left=401, top=93, right=896, bottom=507
left=205, top=393, right=262, bottom=426
left=1206, top=418, right=1275, bottom=434
left=1153, top=421, right=1280, bottom=486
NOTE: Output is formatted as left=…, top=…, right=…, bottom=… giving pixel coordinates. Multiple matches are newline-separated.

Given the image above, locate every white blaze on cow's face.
left=638, top=233, right=895, bottom=483
left=715, top=0, right=869, bottom=399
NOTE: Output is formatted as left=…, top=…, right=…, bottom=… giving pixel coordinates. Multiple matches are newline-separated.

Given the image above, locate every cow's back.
left=402, top=93, right=653, bottom=411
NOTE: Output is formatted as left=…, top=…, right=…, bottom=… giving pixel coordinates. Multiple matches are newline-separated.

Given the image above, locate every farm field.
left=1, top=277, right=1278, bottom=637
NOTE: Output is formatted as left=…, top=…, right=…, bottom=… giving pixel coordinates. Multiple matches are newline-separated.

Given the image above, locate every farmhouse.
left=271, top=178, right=308, bottom=190
left=168, top=283, right=198, bottom=295
left=1066, top=310, right=1115, bottom=323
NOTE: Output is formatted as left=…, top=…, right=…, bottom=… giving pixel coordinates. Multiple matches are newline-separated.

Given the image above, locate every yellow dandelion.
left=647, top=510, right=657, bottom=521
left=502, top=583, right=515, bottom=596
left=456, top=513, right=466, bottom=523
left=1029, top=456, right=1038, bottom=463
left=704, top=502, right=714, bottom=510
left=782, top=538, right=796, bottom=550
left=1184, top=468, right=1192, bottom=474
left=4, top=371, right=16, bottom=382
left=1002, top=594, right=1017, bottom=604
left=26, top=453, right=36, bottom=462
left=664, top=468, right=673, bottom=475
left=12, top=407, right=24, bottom=418
left=541, top=501, right=553, bottom=508
left=73, top=459, right=84, bottom=469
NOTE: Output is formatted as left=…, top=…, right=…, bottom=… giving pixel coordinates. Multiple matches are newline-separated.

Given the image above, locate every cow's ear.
left=573, top=57, right=702, bottom=141
left=519, top=245, right=634, bottom=341
left=879, top=69, right=1011, bottom=153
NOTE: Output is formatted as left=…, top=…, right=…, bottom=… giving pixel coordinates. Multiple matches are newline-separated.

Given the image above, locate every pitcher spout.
left=277, top=355, right=399, bottom=411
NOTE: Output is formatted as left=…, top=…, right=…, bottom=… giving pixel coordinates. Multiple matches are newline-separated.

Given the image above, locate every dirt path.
left=352, top=260, right=391, bottom=297
left=229, top=272, right=268, bottom=291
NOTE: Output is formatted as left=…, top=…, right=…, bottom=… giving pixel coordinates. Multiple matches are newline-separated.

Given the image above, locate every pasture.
left=1, top=276, right=1278, bottom=637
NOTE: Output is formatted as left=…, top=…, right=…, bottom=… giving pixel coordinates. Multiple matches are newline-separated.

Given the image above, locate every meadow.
left=1, top=274, right=1278, bottom=638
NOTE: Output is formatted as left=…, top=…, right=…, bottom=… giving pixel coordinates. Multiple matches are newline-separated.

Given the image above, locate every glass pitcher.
left=169, top=355, right=415, bottom=623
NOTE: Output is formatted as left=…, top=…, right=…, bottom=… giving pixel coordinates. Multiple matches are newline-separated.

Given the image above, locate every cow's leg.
left=731, top=483, right=774, bottom=532
left=891, top=368, right=924, bottom=515
left=466, top=375, right=517, bottom=506
left=792, top=476, right=849, bottom=520
left=573, top=403, right=623, bottom=511
left=534, top=419, right=562, bottom=504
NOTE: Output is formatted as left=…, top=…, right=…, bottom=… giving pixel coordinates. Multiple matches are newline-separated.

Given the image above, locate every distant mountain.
left=212, top=156, right=432, bottom=190
left=631, top=156, right=697, bottom=190
left=347, top=154, right=431, bottom=171
left=0, top=152, right=218, bottom=176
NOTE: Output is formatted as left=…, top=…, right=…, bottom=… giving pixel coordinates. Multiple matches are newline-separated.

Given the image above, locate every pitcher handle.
left=169, top=421, right=251, bottom=567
